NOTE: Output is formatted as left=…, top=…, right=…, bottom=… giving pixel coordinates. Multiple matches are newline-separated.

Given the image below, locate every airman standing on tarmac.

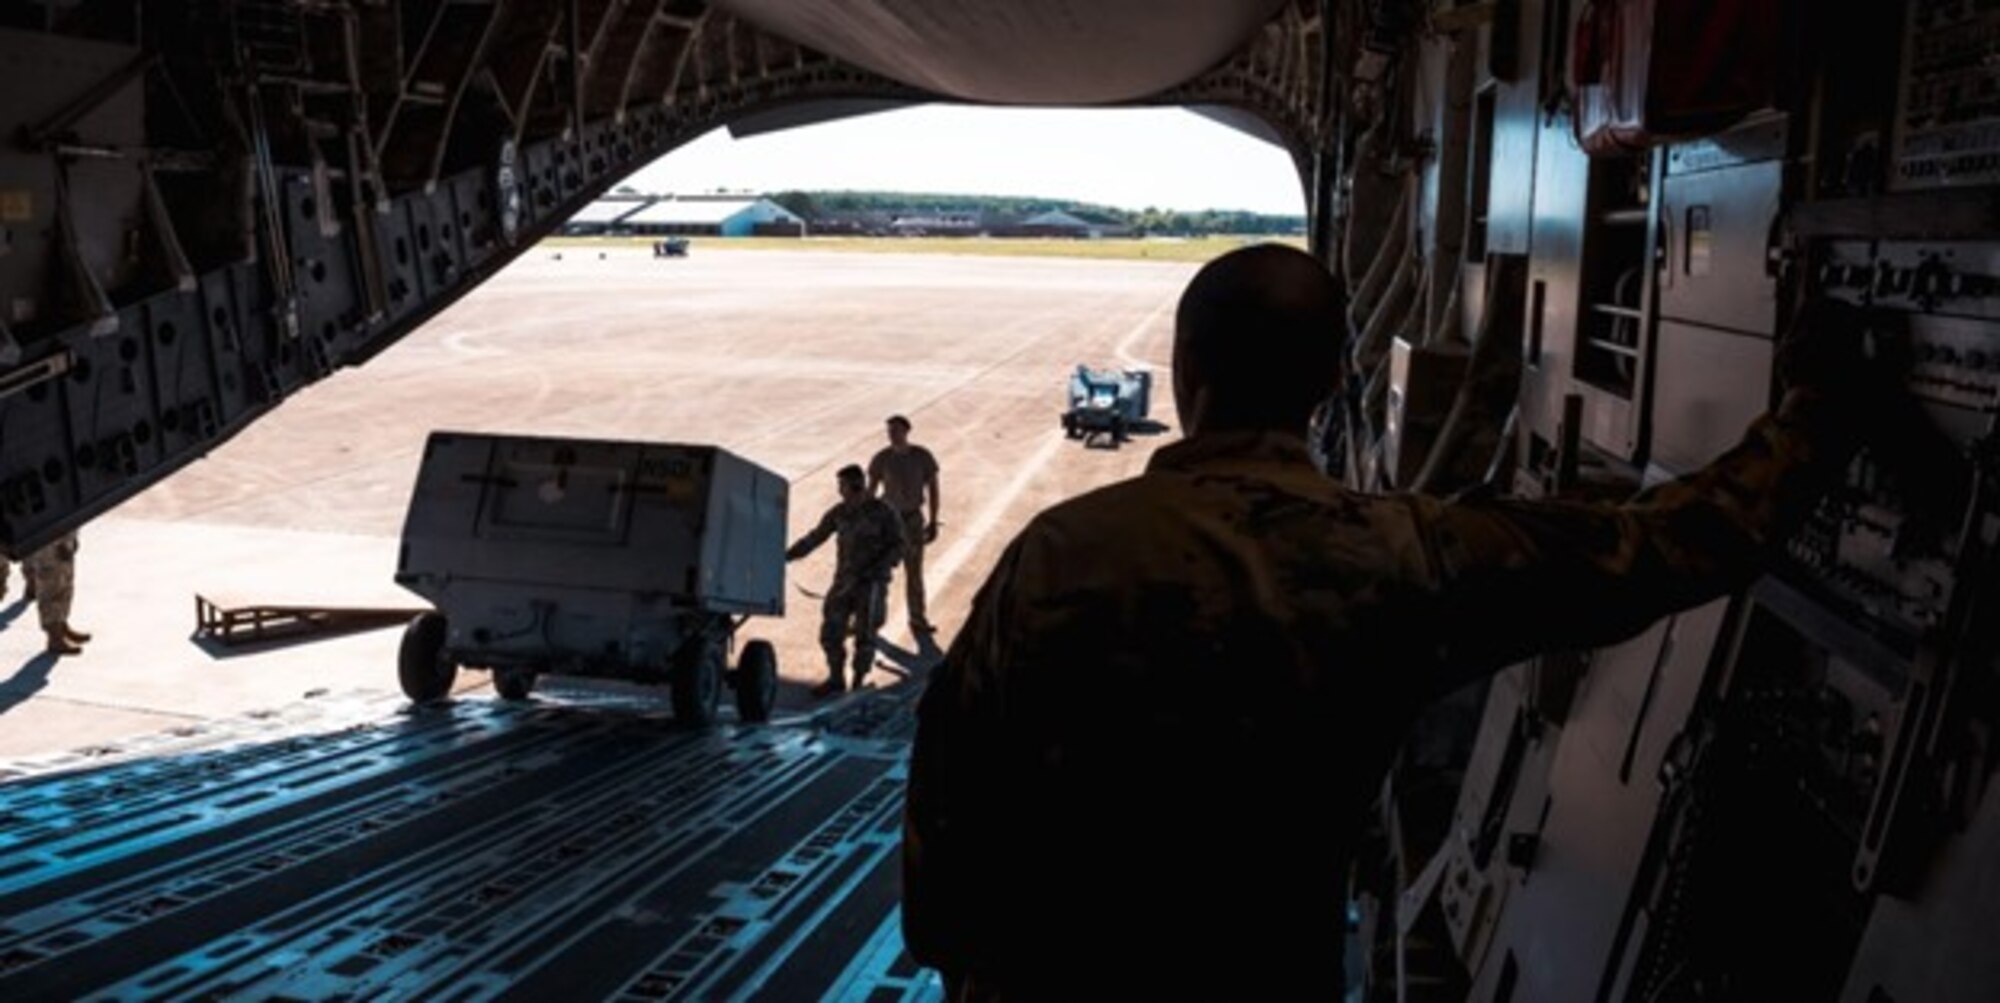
left=24, top=532, right=88, bottom=656
left=867, top=415, right=942, bottom=635
left=788, top=465, right=906, bottom=698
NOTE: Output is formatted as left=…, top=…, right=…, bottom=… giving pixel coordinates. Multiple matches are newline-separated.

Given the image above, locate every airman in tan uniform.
left=868, top=415, right=941, bottom=635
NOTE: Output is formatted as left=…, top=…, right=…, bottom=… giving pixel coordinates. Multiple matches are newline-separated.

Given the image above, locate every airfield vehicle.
left=1062, top=365, right=1152, bottom=444
left=652, top=237, right=690, bottom=258
left=393, top=432, right=787, bottom=724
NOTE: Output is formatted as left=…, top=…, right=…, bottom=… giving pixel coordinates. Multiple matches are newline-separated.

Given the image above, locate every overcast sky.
left=622, top=105, right=1306, bottom=215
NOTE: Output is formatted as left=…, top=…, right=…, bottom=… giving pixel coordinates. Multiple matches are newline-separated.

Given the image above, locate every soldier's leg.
left=0, top=555, right=33, bottom=603
left=815, top=589, right=852, bottom=697
left=53, top=536, right=84, bottom=642
left=58, top=540, right=85, bottom=642
left=26, top=546, right=78, bottom=655
left=872, top=572, right=890, bottom=632
left=851, top=582, right=883, bottom=686
left=903, top=511, right=930, bottom=631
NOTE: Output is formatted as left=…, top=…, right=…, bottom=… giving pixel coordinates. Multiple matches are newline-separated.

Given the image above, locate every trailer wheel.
left=398, top=613, right=457, bottom=704
left=734, top=640, right=778, bottom=723
left=494, top=668, right=536, bottom=702
left=672, top=634, right=724, bottom=726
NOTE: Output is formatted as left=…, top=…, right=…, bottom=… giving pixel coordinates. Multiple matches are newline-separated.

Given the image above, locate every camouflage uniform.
left=788, top=497, right=905, bottom=684
left=903, top=389, right=1857, bottom=999
left=24, top=532, right=78, bottom=631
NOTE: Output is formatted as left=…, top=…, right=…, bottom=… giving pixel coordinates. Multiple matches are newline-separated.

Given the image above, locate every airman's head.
left=837, top=464, right=866, bottom=502
left=1171, top=244, right=1347, bottom=437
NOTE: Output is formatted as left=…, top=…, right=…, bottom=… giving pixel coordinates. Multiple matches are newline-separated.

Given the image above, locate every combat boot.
left=62, top=623, right=91, bottom=643
left=811, top=676, right=846, bottom=699
left=44, top=627, right=82, bottom=656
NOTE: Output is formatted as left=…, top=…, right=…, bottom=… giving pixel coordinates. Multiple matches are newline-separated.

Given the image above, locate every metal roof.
left=622, top=198, right=768, bottom=225
left=567, top=198, right=652, bottom=225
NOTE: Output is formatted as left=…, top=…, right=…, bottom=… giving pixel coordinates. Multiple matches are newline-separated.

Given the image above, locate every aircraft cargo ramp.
left=0, top=686, right=935, bottom=1002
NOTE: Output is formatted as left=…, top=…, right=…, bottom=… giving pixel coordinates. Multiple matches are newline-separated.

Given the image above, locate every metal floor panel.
left=0, top=685, right=938, bottom=1002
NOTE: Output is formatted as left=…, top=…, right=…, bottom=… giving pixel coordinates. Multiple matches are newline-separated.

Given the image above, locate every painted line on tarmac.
left=441, top=329, right=507, bottom=358
left=922, top=429, right=1067, bottom=604
left=873, top=300, right=1167, bottom=657
left=922, top=299, right=1165, bottom=603
left=1113, top=300, right=1169, bottom=369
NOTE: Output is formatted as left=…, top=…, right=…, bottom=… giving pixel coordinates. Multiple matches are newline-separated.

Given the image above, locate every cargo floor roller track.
left=0, top=685, right=934, bottom=1002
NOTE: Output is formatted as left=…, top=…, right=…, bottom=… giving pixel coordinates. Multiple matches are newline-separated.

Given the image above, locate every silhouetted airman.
left=903, top=245, right=1898, bottom=1000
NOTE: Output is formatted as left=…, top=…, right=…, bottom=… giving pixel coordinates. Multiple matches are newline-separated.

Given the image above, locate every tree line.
left=766, top=190, right=1304, bottom=236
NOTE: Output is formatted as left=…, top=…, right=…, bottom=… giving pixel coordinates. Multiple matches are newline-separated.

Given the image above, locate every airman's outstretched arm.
left=1420, top=301, right=1937, bottom=690
left=786, top=508, right=839, bottom=562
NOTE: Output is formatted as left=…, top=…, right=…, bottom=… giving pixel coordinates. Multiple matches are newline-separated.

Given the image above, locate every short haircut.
left=886, top=415, right=912, bottom=431
left=837, top=464, right=866, bottom=486
left=1174, top=244, right=1348, bottom=430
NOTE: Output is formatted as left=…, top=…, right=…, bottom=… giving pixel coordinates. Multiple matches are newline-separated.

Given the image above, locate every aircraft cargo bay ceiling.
left=0, top=0, right=1335, bottom=554
left=713, top=0, right=1292, bottom=103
